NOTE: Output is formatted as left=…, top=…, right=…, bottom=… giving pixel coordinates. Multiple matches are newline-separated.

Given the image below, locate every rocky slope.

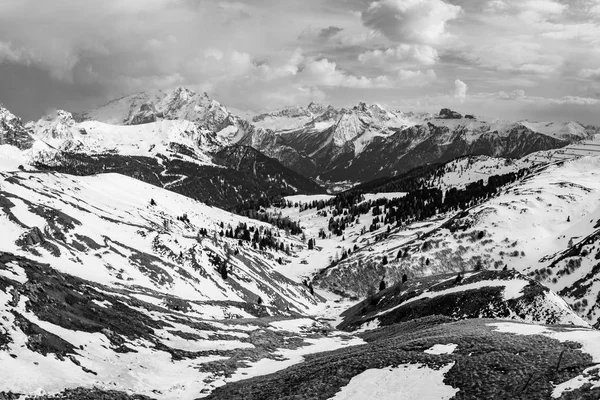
left=0, top=105, right=34, bottom=150
left=338, top=270, right=588, bottom=332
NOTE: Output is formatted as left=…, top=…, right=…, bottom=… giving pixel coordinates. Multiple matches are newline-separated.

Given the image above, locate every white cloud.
left=256, top=48, right=305, bottom=80
left=358, top=44, right=439, bottom=68
left=592, top=2, right=600, bottom=17
left=474, top=40, right=564, bottom=76
left=0, top=41, right=29, bottom=64
left=495, top=89, right=526, bottom=100
left=516, top=0, right=567, bottom=17
left=483, top=0, right=508, bottom=13
left=579, top=67, right=600, bottom=79
left=474, top=90, right=600, bottom=106
left=362, top=0, right=462, bottom=45
left=453, top=79, right=467, bottom=102
left=397, top=69, right=437, bottom=86
left=185, top=49, right=254, bottom=81
left=301, top=58, right=407, bottom=89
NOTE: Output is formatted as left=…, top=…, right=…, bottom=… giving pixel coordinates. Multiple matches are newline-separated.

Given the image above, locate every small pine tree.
left=454, top=273, right=463, bottom=285
left=402, top=274, right=408, bottom=283
left=257, top=296, right=263, bottom=305
left=379, top=279, right=386, bottom=292
left=474, top=260, right=483, bottom=271
left=150, top=198, right=156, bottom=206
left=382, top=256, right=388, bottom=265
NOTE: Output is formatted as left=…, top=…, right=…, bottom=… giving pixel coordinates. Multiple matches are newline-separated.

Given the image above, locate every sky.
left=0, top=0, right=599, bottom=124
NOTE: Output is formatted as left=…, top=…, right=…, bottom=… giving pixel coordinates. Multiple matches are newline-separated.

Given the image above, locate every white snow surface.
left=0, top=145, right=28, bottom=171
left=328, top=363, right=458, bottom=400
left=424, top=344, right=458, bottom=355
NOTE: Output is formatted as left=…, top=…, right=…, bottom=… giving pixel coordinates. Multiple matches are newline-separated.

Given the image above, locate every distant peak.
left=0, top=105, right=19, bottom=124
left=307, top=101, right=325, bottom=114
left=438, top=108, right=463, bottom=119
left=168, top=86, right=197, bottom=102
left=354, top=102, right=368, bottom=112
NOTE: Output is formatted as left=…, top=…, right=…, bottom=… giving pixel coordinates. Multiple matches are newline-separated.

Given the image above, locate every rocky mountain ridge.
left=0, top=105, right=35, bottom=150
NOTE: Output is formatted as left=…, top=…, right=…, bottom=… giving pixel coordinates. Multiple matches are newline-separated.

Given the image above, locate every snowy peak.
left=28, top=110, right=78, bottom=142
left=0, top=104, right=19, bottom=125
left=519, top=120, right=589, bottom=141
left=307, top=101, right=326, bottom=115
left=81, top=87, right=238, bottom=135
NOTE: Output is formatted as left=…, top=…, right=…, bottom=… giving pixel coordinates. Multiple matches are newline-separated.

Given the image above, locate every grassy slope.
left=205, top=317, right=599, bottom=400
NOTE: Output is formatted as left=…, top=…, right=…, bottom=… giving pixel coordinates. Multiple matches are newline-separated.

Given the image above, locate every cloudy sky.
left=1, top=0, right=599, bottom=123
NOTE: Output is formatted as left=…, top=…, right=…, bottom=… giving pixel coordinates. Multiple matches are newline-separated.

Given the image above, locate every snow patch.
left=424, top=344, right=458, bottom=355
left=328, top=363, right=458, bottom=400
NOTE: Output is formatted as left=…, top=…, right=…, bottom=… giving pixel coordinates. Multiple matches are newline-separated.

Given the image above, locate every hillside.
left=0, top=169, right=363, bottom=398
left=302, top=156, right=600, bottom=328
left=0, top=171, right=320, bottom=311
left=0, top=251, right=366, bottom=399
left=338, top=270, right=587, bottom=332
left=206, top=317, right=600, bottom=400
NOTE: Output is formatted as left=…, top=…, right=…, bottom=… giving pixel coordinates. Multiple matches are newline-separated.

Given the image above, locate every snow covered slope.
left=0, top=171, right=320, bottom=310
left=0, top=170, right=358, bottom=398
left=0, top=252, right=364, bottom=399
left=28, top=110, right=222, bottom=165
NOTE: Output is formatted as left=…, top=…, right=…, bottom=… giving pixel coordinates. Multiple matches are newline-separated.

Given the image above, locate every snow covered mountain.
left=0, top=97, right=325, bottom=209
left=66, top=87, right=591, bottom=188
left=78, top=87, right=235, bottom=132
left=19, top=89, right=594, bottom=193
left=235, top=103, right=591, bottom=186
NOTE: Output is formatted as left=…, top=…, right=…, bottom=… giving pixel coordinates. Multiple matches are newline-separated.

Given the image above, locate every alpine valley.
left=2, top=87, right=600, bottom=399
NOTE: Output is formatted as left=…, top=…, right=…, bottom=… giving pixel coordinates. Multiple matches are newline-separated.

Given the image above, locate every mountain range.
left=4, top=86, right=595, bottom=193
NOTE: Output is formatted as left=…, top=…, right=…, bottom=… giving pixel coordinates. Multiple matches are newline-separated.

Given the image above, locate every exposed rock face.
left=129, top=102, right=159, bottom=125
left=438, top=108, right=463, bottom=119
left=0, top=105, right=34, bottom=150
